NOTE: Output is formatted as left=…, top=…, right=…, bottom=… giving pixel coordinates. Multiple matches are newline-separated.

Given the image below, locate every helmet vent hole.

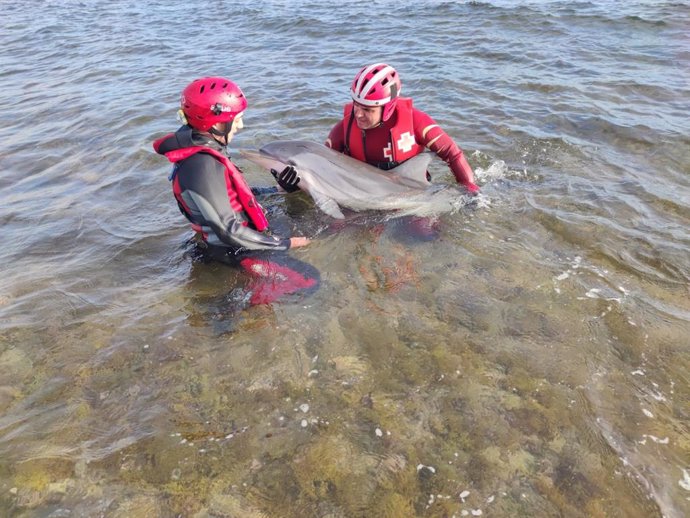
left=200, top=85, right=205, bottom=93
left=211, top=82, right=216, bottom=89
left=381, top=78, right=389, bottom=85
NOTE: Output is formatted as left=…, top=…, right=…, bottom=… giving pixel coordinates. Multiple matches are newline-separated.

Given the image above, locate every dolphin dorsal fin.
left=390, top=153, right=433, bottom=188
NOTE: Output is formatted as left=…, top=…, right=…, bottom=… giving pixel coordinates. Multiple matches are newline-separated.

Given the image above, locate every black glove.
left=271, top=165, right=301, bottom=193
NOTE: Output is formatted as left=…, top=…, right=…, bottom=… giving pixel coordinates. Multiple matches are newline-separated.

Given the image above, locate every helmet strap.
left=209, top=122, right=231, bottom=146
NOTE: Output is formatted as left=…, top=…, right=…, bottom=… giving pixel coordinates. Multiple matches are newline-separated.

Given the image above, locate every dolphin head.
left=240, top=141, right=324, bottom=174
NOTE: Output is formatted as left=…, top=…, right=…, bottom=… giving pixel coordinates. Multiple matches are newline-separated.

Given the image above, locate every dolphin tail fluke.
left=310, top=190, right=345, bottom=219
left=391, top=153, right=433, bottom=188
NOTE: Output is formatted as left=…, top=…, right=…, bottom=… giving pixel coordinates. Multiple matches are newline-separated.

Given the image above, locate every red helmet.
left=180, top=77, right=247, bottom=131
left=350, top=63, right=402, bottom=121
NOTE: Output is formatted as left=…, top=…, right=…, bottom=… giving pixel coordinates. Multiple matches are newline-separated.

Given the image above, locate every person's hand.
left=289, top=236, right=310, bottom=248
left=271, top=165, right=301, bottom=193
left=465, top=182, right=480, bottom=196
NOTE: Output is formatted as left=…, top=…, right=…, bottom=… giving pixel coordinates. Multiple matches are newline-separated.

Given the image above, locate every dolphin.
left=240, top=140, right=462, bottom=219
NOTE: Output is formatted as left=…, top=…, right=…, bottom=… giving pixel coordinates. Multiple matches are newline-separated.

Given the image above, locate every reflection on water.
left=1, top=0, right=689, bottom=517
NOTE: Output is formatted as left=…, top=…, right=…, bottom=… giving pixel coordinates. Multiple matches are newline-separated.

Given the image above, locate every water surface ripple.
left=0, top=1, right=688, bottom=517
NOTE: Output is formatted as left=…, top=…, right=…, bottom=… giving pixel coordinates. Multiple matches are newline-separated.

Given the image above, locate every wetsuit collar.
left=185, top=127, right=227, bottom=153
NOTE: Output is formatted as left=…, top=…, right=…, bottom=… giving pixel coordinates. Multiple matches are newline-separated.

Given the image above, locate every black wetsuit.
left=153, top=126, right=320, bottom=304
left=155, top=126, right=289, bottom=254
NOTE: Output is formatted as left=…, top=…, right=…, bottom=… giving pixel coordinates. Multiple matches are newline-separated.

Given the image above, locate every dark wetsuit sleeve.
left=325, top=120, right=345, bottom=151
left=178, top=154, right=290, bottom=250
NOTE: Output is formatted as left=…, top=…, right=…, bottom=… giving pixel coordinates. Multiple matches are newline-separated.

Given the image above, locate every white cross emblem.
left=383, top=143, right=393, bottom=161
left=397, top=131, right=416, bottom=154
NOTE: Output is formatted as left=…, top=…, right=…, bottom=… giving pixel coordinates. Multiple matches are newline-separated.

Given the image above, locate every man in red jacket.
left=326, top=63, right=479, bottom=195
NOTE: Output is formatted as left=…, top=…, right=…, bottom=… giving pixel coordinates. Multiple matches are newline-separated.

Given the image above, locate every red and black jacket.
left=153, top=127, right=290, bottom=252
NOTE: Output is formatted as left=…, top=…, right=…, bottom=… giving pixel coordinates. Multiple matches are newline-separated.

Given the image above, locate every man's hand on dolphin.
left=271, top=165, right=301, bottom=193
left=289, top=236, right=310, bottom=248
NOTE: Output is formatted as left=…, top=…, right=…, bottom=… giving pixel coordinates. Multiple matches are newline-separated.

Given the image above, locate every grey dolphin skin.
left=241, top=140, right=461, bottom=219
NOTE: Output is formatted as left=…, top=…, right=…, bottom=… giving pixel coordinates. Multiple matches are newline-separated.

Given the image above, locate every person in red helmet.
left=153, top=77, right=318, bottom=304
left=325, top=63, right=479, bottom=194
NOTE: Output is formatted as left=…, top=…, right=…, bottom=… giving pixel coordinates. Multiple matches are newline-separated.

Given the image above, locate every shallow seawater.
left=0, top=1, right=689, bottom=517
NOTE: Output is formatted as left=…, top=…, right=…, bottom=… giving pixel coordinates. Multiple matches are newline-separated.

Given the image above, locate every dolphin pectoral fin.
left=310, top=190, right=345, bottom=219
left=391, top=153, right=433, bottom=188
